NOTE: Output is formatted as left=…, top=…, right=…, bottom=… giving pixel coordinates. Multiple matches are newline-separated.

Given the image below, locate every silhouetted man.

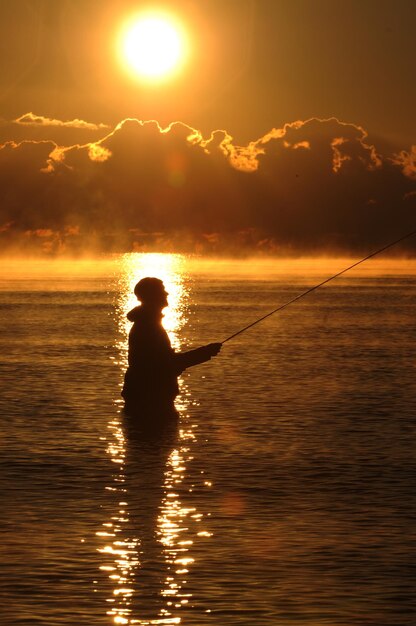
left=122, top=277, right=221, bottom=416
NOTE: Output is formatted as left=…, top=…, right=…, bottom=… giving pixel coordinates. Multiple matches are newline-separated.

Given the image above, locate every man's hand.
left=204, top=342, right=222, bottom=357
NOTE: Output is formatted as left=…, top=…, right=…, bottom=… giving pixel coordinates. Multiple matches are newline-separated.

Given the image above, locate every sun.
left=120, top=14, right=186, bottom=81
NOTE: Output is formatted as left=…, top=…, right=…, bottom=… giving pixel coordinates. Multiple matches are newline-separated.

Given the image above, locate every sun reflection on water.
left=97, top=253, right=212, bottom=624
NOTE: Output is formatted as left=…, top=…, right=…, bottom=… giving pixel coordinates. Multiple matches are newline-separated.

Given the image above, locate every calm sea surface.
left=0, top=255, right=415, bottom=626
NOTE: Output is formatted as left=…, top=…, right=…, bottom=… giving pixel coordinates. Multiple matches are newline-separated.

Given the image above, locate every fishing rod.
left=222, top=227, right=416, bottom=344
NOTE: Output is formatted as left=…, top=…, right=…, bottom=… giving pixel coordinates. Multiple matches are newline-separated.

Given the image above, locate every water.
left=1, top=255, right=415, bottom=625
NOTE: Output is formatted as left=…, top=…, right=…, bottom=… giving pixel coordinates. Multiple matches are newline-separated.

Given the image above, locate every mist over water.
left=0, top=255, right=415, bottom=625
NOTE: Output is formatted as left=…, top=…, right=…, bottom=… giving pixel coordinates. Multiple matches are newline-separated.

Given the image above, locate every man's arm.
left=174, top=343, right=222, bottom=373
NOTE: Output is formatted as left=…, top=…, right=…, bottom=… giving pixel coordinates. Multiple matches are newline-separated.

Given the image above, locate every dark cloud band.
left=0, top=115, right=415, bottom=255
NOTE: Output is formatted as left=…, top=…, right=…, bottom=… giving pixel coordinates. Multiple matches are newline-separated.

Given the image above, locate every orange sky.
left=0, top=1, right=415, bottom=255
left=0, top=1, right=415, bottom=147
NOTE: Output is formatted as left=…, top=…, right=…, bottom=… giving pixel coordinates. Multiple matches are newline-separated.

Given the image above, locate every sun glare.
left=120, top=14, right=186, bottom=81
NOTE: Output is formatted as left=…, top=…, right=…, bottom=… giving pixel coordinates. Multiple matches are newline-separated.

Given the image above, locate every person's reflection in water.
left=122, top=276, right=221, bottom=420
left=122, top=416, right=179, bottom=620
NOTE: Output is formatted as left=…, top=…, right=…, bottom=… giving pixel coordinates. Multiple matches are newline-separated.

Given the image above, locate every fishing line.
left=222, top=228, right=416, bottom=344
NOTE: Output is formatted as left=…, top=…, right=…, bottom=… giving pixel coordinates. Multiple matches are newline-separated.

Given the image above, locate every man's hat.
left=134, top=277, right=165, bottom=301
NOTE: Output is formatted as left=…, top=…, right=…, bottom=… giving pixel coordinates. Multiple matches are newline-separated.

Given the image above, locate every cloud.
left=392, top=146, right=416, bottom=180
left=0, top=115, right=415, bottom=255
left=0, top=113, right=111, bottom=148
left=14, top=112, right=110, bottom=131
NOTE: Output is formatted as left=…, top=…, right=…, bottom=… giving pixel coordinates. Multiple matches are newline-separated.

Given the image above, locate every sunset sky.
left=1, top=0, right=415, bottom=254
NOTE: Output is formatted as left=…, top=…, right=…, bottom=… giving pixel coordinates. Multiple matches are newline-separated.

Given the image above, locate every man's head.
left=134, top=277, right=168, bottom=309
